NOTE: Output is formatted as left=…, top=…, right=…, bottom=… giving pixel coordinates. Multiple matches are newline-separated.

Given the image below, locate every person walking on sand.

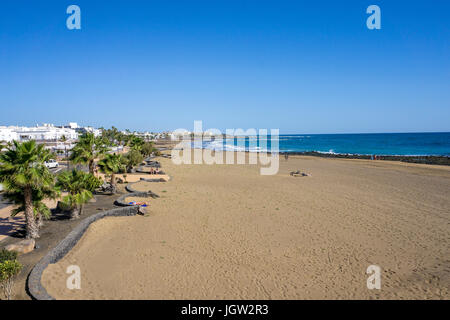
left=285, top=153, right=289, bottom=161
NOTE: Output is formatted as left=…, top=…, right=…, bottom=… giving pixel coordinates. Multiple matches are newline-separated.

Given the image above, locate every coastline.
left=157, top=138, right=450, bottom=166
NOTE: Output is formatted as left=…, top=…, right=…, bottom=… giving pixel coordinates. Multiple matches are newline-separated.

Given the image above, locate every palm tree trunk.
left=89, top=159, right=95, bottom=174
left=111, top=173, right=116, bottom=187
left=24, top=187, right=39, bottom=239
left=110, top=173, right=117, bottom=194
left=70, top=207, right=80, bottom=220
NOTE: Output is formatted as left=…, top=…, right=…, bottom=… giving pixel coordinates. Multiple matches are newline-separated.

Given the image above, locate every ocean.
left=200, top=132, right=450, bottom=156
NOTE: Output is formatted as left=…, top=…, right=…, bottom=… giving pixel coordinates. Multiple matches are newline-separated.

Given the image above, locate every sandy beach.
left=42, top=153, right=450, bottom=299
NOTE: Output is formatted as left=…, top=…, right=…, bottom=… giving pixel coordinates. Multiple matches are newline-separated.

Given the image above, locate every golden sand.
left=129, top=181, right=160, bottom=192
left=96, top=173, right=169, bottom=183
left=124, top=197, right=150, bottom=204
left=42, top=153, right=450, bottom=299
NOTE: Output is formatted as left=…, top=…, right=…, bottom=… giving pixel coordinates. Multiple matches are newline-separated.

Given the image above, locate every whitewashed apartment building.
left=0, top=124, right=78, bottom=142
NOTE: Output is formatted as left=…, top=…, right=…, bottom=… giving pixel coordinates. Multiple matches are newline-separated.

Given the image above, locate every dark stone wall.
left=281, top=151, right=450, bottom=166
left=114, top=191, right=151, bottom=206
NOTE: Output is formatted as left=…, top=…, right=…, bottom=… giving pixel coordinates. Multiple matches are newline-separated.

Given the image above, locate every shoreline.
left=162, top=139, right=450, bottom=166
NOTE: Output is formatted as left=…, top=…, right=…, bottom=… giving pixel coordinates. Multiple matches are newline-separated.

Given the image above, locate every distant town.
left=0, top=123, right=173, bottom=153
left=0, top=123, right=254, bottom=148
left=0, top=123, right=173, bottom=142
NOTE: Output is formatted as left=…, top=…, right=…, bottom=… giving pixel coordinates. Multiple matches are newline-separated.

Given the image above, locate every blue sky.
left=0, top=0, right=449, bottom=133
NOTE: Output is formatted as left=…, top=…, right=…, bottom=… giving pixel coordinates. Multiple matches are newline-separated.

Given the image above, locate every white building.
left=0, top=124, right=78, bottom=142
left=169, top=130, right=192, bottom=140
left=68, top=122, right=79, bottom=129
left=0, top=127, right=19, bottom=142
left=82, top=126, right=102, bottom=137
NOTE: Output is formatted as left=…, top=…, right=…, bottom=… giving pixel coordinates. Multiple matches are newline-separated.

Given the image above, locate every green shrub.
left=141, top=142, right=160, bottom=157
left=84, top=173, right=102, bottom=192
left=0, top=249, right=18, bottom=263
left=124, top=149, right=144, bottom=172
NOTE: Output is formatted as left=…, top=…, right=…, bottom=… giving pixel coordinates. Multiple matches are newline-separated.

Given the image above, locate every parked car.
left=44, top=159, right=59, bottom=169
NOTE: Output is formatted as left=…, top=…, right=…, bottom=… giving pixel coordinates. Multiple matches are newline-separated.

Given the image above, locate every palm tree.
left=70, top=133, right=108, bottom=174
left=100, top=126, right=122, bottom=146
left=97, top=153, right=124, bottom=193
left=123, top=149, right=144, bottom=173
left=0, top=141, right=55, bottom=239
left=117, top=132, right=129, bottom=147
left=56, top=170, right=100, bottom=219
left=4, top=186, right=58, bottom=228
left=141, top=141, right=160, bottom=157
left=129, top=135, right=145, bottom=152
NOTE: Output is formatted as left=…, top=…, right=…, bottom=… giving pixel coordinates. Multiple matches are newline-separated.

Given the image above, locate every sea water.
left=201, top=132, right=450, bottom=156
